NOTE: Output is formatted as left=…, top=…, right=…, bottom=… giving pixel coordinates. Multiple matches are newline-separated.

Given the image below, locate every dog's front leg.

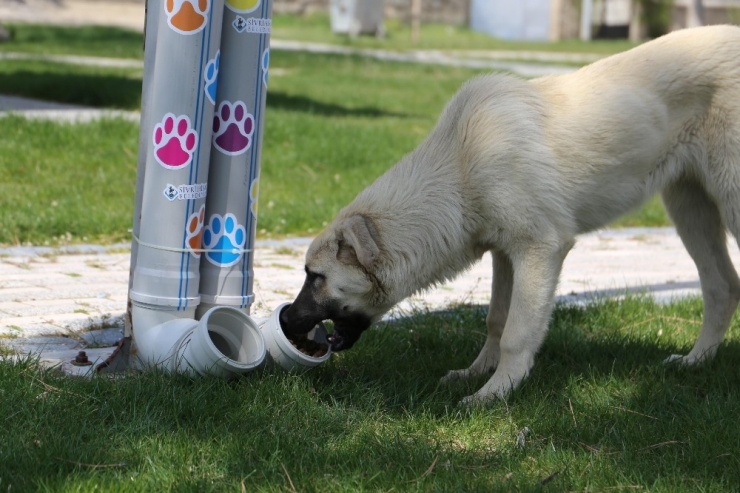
left=461, top=241, right=571, bottom=404
left=441, top=250, right=513, bottom=384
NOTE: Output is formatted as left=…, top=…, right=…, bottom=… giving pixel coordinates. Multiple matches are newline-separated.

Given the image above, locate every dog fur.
left=280, top=25, right=740, bottom=403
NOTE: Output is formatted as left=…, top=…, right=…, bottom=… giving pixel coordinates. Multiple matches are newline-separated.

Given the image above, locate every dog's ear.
left=337, top=215, right=380, bottom=271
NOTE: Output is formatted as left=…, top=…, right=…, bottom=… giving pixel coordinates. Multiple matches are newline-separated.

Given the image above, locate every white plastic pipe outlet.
left=132, top=304, right=266, bottom=377
left=259, top=302, right=332, bottom=372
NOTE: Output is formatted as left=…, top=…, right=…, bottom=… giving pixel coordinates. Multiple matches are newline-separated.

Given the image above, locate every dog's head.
left=280, top=214, right=389, bottom=351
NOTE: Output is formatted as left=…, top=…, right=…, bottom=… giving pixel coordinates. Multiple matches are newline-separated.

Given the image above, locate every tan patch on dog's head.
left=304, top=214, right=386, bottom=311
left=336, top=215, right=380, bottom=271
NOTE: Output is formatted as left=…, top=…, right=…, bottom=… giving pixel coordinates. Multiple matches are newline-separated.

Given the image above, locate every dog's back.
left=444, top=26, right=740, bottom=235
left=542, top=25, right=740, bottom=233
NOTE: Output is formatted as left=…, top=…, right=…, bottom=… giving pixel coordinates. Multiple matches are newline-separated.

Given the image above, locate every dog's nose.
left=279, top=305, right=293, bottom=330
left=278, top=304, right=310, bottom=334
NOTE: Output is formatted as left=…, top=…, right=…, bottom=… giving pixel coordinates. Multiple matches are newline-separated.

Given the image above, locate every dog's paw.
left=459, top=394, right=485, bottom=407
left=458, top=381, right=512, bottom=407
left=440, top=369, right=472, bottom=385
left=664, top=353, right=690, bottom=365
left=663, top=352, right=712, bottom=366
left=458, top=391, right=502, bottom=408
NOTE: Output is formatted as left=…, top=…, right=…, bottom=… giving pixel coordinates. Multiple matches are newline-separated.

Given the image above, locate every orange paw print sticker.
left=165, top=0, right=209, bottom=35
left=186, top=204, right=206, bottom=258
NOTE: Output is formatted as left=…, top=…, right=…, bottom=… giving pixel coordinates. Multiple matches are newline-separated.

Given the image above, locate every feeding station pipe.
left=104, top=0, right=276, bottom=376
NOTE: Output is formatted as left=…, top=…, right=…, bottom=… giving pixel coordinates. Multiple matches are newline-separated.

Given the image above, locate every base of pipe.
left=132, top=303, right=266, bottom=377
left=196, top=295, right=254, bottom=320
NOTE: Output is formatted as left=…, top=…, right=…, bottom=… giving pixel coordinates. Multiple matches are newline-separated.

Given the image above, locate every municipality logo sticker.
left=163, top=183, right=208, bottom=201
left=233, top=15, right=247, bottom=33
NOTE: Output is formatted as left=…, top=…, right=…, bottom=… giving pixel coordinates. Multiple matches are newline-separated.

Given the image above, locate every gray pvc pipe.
left=196, top=0, right=273, bottom=317
left=124, top=0, right=290, bottom=376
left=125, top=0, right=160, bottom=341
left=130, top=0, right=225, bottom=315
left=128, top=0, right=265, bottom=375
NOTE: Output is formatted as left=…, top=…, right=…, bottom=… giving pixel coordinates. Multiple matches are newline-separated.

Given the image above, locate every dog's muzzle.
left=280, top=303, right=372, bottom=352
left=325, top=312, right=373, bottom=351
left=279, top=303, right=324, bottom=336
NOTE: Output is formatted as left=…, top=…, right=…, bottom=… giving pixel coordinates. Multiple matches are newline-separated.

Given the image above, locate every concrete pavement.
left=0, top=0, right=146, bottom=31
left=2, top=228, right=738, bottom=339
left=1, top=226, right=739, bottom=374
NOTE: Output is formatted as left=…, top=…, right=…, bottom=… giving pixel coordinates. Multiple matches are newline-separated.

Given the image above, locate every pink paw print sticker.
left=212, top=101, right=255, bottom=156
left=153, top=113, right=198, bottom=170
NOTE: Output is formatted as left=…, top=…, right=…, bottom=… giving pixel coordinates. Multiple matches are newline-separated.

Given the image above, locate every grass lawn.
left=0, top=16, right=636, bottom=59
left=0, top=24, right=145, bottom=59
left=1, top=296, right=739, bottom=491
left=0, top=46, right=669, bottom=245
left=0, top=60, right=143, bottom=110
left=272, top=12, right=637, bottom=54
left=0, top=117, right=138, bottom=245
left=0, top=50, right=485, bottom=244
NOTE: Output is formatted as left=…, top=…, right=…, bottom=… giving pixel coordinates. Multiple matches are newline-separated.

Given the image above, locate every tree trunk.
left=686, top=0, right=704, bottom=27
left=411, top=0, right=421, bottom=43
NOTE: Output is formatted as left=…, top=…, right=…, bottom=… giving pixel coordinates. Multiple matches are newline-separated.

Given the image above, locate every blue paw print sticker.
left=261, top=48, right=269, bottom=88
left=203, top=213, right=246, bottom=267
left=204, top=50, right=220, bottom=105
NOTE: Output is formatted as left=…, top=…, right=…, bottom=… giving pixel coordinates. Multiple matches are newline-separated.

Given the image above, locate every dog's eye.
left=305, top=266, right=325, bottom=281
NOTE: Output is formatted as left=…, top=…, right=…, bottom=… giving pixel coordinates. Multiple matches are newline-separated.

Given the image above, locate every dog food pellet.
left=287, top=335, right=328, bottom=358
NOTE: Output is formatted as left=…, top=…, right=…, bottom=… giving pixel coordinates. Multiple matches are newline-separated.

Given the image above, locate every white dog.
left=280, top=26, right=740, bottom=403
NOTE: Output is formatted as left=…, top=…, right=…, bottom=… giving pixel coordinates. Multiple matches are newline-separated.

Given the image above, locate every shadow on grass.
left=2, top=300, right=739, bottom=490
left=0, top=72, right=410, bottom=117
left=319, top=302, right=740, bottom=406
left=267, top=91, right=414, bottom=118
left=1, top=24, right=144, bottom=59
left=0, top=70, right=142, bottom=110
left=306, top=302, right=740, bottom=486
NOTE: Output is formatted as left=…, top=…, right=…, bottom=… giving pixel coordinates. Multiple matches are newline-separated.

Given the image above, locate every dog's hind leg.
left=440, top=250, right=513, bottom=384
left=662, top=178, right=740, bottom=365
left=462, top=240, right=573, bottom=403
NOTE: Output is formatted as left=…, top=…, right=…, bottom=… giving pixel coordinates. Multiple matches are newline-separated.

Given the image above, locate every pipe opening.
left=260, top=302, right=331, bottom=371
left=206, top=309, right=264, bottom=364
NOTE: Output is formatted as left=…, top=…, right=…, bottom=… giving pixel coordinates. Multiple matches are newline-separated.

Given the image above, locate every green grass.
left=0, top=24, right=144, bottom=59
left=259, top=51, right=484, bottom=236
left=272, top=12, right=637, bottom=54
left=0, top=15, right=635, bottom=60
left=0, top=47, right=670, bottom=245
left=0, top=117, right=139, bottom=245
left=0, top=60, right=143, bottom=109
left=612, top=196, right=671, bottom=228
left=1, top=296, right=738, bottom=491
left=0, top=50, right=484, bottom=245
